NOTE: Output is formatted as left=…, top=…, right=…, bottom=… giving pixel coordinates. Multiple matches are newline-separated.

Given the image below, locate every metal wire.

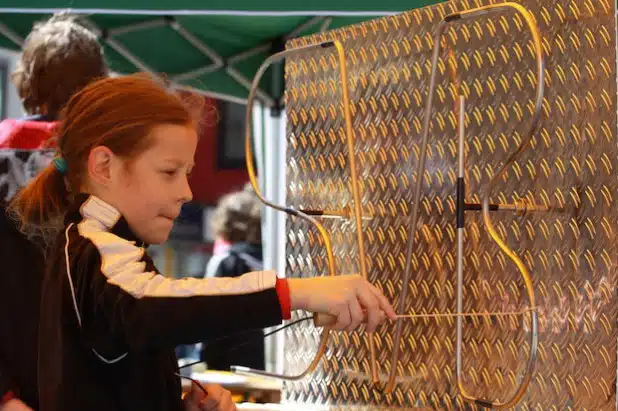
left=397, top=308, right=537, bottom=320
left=179, top=316, right=314, bottom=371
left=236, top=3, right=543, bottom=404
left=175, top=372, right=209, bottom=397
left=178, top=310, right=535, bottom=376
left=385, top=3, right=544, bottom=409
left=241, top=40, right=369, bottom=381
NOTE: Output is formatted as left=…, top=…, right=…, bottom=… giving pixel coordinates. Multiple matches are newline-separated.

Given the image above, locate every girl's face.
left=104, top=123, right=197, bottom=244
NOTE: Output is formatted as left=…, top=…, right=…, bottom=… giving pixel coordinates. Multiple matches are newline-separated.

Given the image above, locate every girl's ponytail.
left=9, top=159, right=70, bottom=240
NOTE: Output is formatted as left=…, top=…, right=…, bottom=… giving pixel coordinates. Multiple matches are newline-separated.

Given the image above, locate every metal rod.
left=297, top=209, right=349, bottom=219
left=386, top=4, right=542, bottom=408
left=105, top=37, right=154, bottom=72
left=319, top=17, right=333, bottom=33
left=300, top=203, right=556, bottom=219
left=173, top=83, right=248, bottom=105
left=228, top=43, right=272, bottom=65
left=384, top=18, right=449, bottom=394
left=168, top=18, right=224, bottom=66
left=236, top=41, right=341, bottom=381
left=456, top=95, right=466, bottom=394
left=0, top=20, right=23, bottom=46
left=398, top=308, right=536, bottom=320
left=82, top=19, right=253, bottom=106
left=333, top=40, right=380, bottom=384
left=473, top=3, right=542, bottom=408
left=314, top=307, right=536, bottom=326
left=172, top=64, right=221, bottom=82
left=298, top=210, right=374, bottom=221
left=464, top=202, right=556, bottom=212
left=83, top=19, right=155, bottom=73
left=108, top=18, right=167, bottom=36
left=286, top=16, right=325, bottom=39
left=173, top=44, right=272, bottom=83
left=226, top=66, right=275, bottom=107
left=238, top=40, right=379, bottom=381
left=0, top=8, right=400, bottom=17
left=458, top=96, right=465, bottom=180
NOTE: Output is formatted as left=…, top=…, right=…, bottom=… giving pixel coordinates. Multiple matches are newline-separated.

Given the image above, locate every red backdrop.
left=188, top=97, right=248, bottom=205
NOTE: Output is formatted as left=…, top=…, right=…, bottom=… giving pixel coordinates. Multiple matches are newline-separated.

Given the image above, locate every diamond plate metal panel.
left=282, top=0, right=617, bottom=409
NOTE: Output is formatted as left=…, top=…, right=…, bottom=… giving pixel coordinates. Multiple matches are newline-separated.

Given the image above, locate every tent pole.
left=0, top=20, right=23, bottom=46
left=167, top=17, right=224, bottom=66
left=285, top=16, right=325, bottom=39
left=261, top=106, right=287, bottom=375
left=273, top=109, right=287, bottom=376
left=107, top=18, right=167, bottom=36
left=269, top=38, right=285, bottom=116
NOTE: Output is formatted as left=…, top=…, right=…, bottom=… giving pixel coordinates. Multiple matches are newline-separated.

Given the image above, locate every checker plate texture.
left=282, top=0, right=617, bottom=409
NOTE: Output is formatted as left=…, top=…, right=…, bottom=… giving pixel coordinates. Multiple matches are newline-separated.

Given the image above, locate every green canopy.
left=0, top=1, right=441, bottom=105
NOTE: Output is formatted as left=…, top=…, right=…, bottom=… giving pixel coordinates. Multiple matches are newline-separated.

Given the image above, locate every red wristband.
left=1, top=391, right=15, bottom=404
left=275, top=278, right=291, bottom=320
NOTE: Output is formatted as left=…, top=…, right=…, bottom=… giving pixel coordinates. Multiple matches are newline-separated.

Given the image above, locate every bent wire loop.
left=385, top=3, right=544, bottom=408
left=235, top=3, right=544, bottom=407
left=234, top=40, right=381, bottom=381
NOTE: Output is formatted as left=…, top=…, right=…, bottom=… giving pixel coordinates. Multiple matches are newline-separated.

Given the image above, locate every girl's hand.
left=183, top=382, right=236, bottom=411
left=0, top=398, right=33, bottom=411
left=287, top=275, right=396, bottom=332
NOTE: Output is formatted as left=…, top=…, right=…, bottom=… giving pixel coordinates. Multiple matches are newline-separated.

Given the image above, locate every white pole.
left=262, top=106, right=276, bottom=373
left=251, top=103, right=265, bottom=194
left=274, top=111, right=287, bottom=375
left=261, top=108, right=287, bottom=376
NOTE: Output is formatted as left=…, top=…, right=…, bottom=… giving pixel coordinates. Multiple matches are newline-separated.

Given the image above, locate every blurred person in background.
left=201, top=184, right=265, bottom=372
left=0, top=14, right=107, bottom=411
left=0, top=13, right=108, bottom=199
left=0, top=14, right=234, bottom=411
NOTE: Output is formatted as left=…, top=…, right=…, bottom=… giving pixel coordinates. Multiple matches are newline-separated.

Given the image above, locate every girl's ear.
left=87, top=145, right=114, bottom=188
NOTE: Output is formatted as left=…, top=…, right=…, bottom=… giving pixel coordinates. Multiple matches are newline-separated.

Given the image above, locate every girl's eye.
left=161, top=169, right=177, bottom=177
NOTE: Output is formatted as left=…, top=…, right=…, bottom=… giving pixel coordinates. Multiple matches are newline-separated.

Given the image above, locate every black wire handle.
left=175, top=372, right=209, bottom=397
left=178, top=316, right=313, bottom=371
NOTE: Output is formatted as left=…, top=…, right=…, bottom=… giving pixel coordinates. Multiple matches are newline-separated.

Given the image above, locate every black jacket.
left=0, top=204, right=44, bottom=409
left=201, top=243, right=265, bottom=371
left=0, top=114, right=56, bottom=408
left=39, top=194, right=286, bottom=411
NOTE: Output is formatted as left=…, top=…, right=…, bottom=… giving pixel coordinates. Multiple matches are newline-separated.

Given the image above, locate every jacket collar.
left=66, top=194, right=144, bottom=244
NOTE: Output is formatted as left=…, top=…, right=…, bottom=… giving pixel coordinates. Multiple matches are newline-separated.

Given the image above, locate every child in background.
left=202, top=185, right=267, bottom=372
left=10, top=74, right=396, bottom=411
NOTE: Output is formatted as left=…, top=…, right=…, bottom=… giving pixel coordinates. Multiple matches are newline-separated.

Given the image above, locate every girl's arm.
left=68, top=226, right=289, bottom=352
left=66, top=223, right=394, bottom=357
